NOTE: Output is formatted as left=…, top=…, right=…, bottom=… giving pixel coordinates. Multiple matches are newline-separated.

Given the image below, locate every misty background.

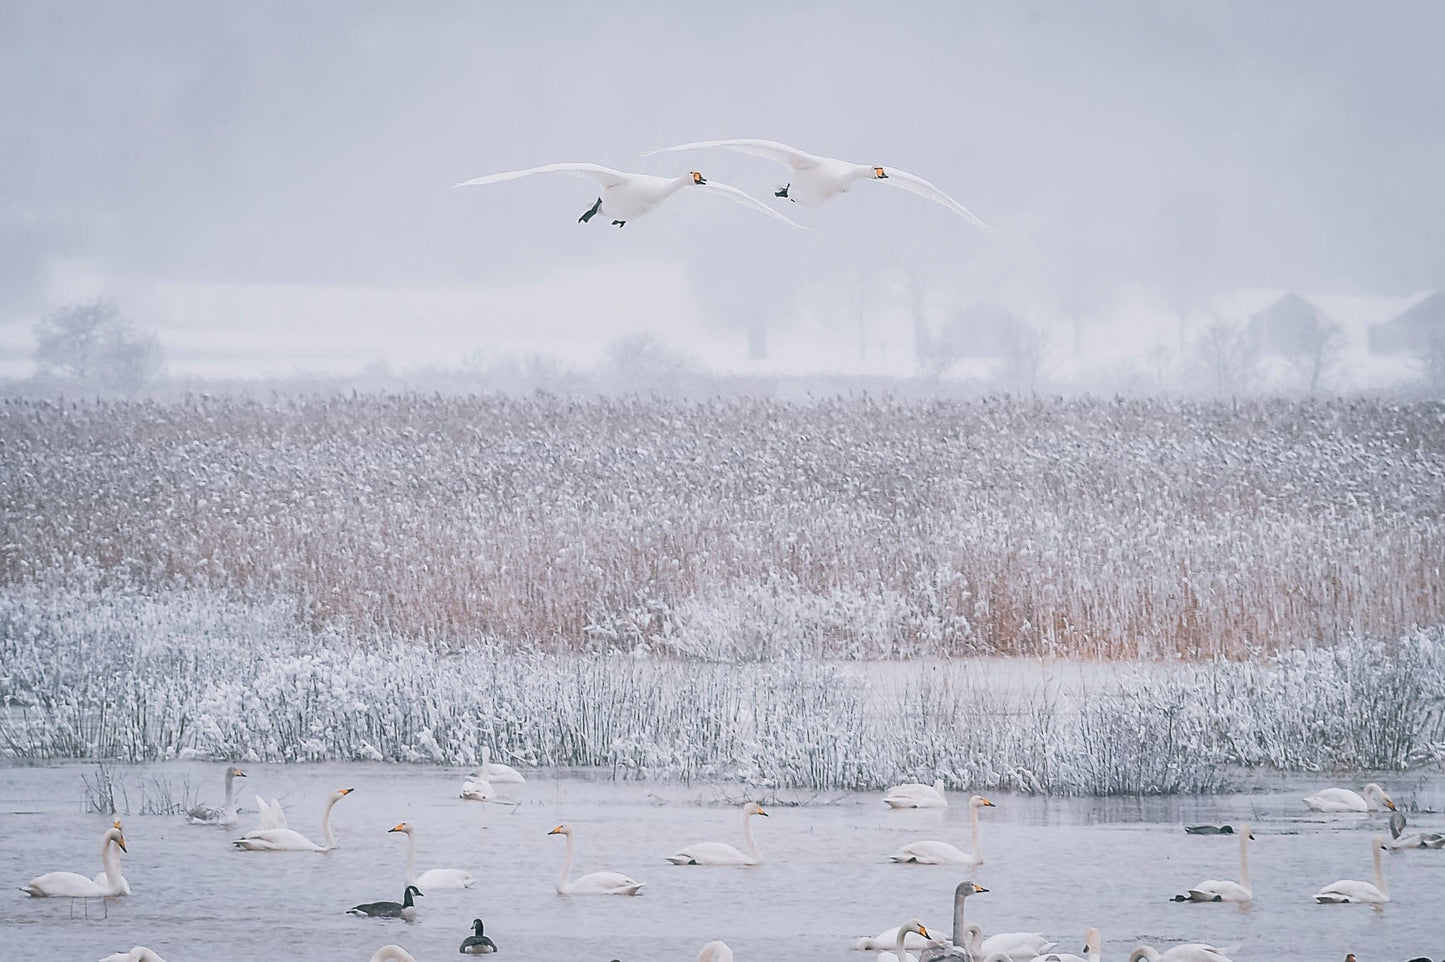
left=2, top=0, right=1443, bottom=390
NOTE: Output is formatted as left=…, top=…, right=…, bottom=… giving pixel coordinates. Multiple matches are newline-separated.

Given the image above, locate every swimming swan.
left=879, top=920, right=932, bottom=962
left=23, top=820, right=129, bottom=897
left=454, top=164, right=802, bottom=230
left=390, top=821, right=475, bottom=889
left=892, top=794, right=993, bottom=864
left=698, top=942, right=735, bottom=962
left=234, top=787, right=354, bottom=851
left=100, top=949, right=168, bottom=962
left=919, top=881, right=990, bottom=962
left=1027, top=927, right=1101, bottom=962
left=959, top=925, right=1057, bottom=962
left=370, top=946, right=416, bottom=962
left=349, top=885, right=423, bottom=921
left=460, top=918, right=499, bottom=954
left=480, top=745, right=526, bottom=784
left=186, top=765, right=246, bottom=825
left=1172, top=823, right=1253, bottom=902
left=1303, top=783, right=1395, bottom=812
left=884, top=778, right=948, bottom=809
left=1385, top=810, right=1445, bottom=849
left=459, top=772, right=495, bottom=802
left=252, top=794, right=287, bottom=831
left=647, top=139, right=993, bottom=228
left=548, top=823, right=645, bottom=895
left=1128, top=944, right=1233, bottom=962
left=668, top=801, right=769, bottom=865
left=1315, top=834, right=1390, bottom=903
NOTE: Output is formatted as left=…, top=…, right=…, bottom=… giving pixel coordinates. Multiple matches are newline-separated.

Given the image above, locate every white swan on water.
left=667, top=801, right=769, bottom=865
left=958, top=925, right=1056, bottom=962
left=460, top=772, right=495, bottom=801
left=186, top=765, right=246, bottom=825
left=390, top=821, right=475, bottom=889
left=884, top=778, right=947, bottom=809
left=1128, top=944, right=1233, bottom=962
left=698, top=942, right=735, bottom=962
left=253, top=795, right=287, bottom=831
left=878, top=920, right=932, bottom=962
left=1020, top=927, right=1100, bottom=962
left=23, top=820, right=129, bottom=897
left=1315, top=833, right=1390, bottom=903
left=370, top=947, right=415, bottom=962
left=454, top=164, right=802, bottom=230
left=891, top=794, right=993, bottom=864
left=100, top=949, right=167, bottom=962
left=1173, top=823, right=1254, bottom=902
left=234, top=787, right=353, bottom=851
left=480, top=745, right=526, bottom=784
left=1303, top=783, right=1395, bottom=812
left=548, top=823, right=645, bottom=895
left=646, top=138, right=993, bottom=228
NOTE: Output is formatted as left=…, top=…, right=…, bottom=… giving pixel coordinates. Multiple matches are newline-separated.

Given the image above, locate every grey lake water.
left=2, top=763, right=1442, bottom=962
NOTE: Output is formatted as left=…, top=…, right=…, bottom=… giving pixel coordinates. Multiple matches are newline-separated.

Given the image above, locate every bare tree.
left=1284, top=316, right=1347, bottom=393
left=33, top=300, right=164, bottom=395
left=1149, top=192, right=1222, bottom=352
left=1191, top=319, right=1257, bottom=397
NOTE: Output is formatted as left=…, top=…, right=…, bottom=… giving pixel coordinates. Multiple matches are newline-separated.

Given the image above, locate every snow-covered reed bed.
left=2, top=393, right=1442, bottom=658
left=3, top=591, right=1441, bottom=794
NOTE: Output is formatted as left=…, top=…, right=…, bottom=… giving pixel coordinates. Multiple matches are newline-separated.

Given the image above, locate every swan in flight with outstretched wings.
left=647, top=139, right=993, bottom=229
left=454, top=164, right=802, bottom=229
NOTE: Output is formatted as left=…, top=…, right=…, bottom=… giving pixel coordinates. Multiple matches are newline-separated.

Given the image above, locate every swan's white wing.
left=453, top=163, right=630, bottom=190
left=697, top=180, right=807, bottom=228
left=256, top=795, right=287, bottom=831
left=876, top=167, right=994, bottom=230
left=647, top=139, right=824, bottom=171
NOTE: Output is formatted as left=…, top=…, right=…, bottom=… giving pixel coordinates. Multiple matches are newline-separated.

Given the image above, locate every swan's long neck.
left=894, top=927, right=910, bottom=962
left=320, top=795, right=339, bottom=849
left=404, top=830, right=417, bottom=883
left=223, top=770, right=237, bottom=807
left=743, top=810, right=761, bottom=863
left=961, top=923, right=984, bottom=955
left=952, top=891, right=967, bottom=946
left=969, top=803, right=982, bottom=862
left=557, top=832, right=575, bottom=893
left=1238, top=831, right=1251, bottom=891
left=100, top=836, right=123, bottom=891
left=1373, top=842, right=1387, bottom=896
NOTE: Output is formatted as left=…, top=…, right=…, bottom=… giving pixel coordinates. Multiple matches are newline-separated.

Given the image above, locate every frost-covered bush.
left=3, top=590, right=1441, bottom=794
left=2, top=393, right=1441, bottom=659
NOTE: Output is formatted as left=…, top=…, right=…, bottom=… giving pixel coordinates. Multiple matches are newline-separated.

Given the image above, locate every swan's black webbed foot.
left=774, top=184, right=790, bottom=198
left=579, top=197, right=602, bottom=223
left=612, top=220, right=626, bottom=227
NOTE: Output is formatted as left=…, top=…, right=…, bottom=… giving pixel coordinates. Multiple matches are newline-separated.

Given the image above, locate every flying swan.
left=647, top=139, right=993, bottom=228
left=390, top=821, right=475, bottom=889
left=548, top=823, right=646, bottom=895
left=186, top=765, right=246, bottom=826
left=1303, top=783, right=1395, bottom=812
left=892, top=794, right=994, bottom=864
left=884, top=778, right=948, bottom=809
left=1172, top=823, right=1253, bottom=902
left=1315, top=833, right=1390, bottom=903
left=667, top=801, right=769, bottom=865
left=453, top=164, right=803, bottom=229
left=349, top=885, right=423, bottom=921
left=23, top=820, right=130, bottom=898
left=234, top=787, right=354, bottom=851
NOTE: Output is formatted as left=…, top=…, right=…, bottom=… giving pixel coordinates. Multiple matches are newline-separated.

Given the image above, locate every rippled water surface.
left=3, top=763, right=1442, bottom=962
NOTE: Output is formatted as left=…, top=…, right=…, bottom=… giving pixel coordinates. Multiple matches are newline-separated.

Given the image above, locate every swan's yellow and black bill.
left=691, top=171, right=707, bottom=185
left=231, top=767, right=247, bottom=777
left=918, top=925, right=930, bottom=939
left=757, top=806, right=769, bottom=816
left=874, top=166, right=888, bottom=179
left=339, top=787, right=355, bottom=795
left=981, top=797, right=996, bottom=806
left=548, top=825, right=565, bottom=834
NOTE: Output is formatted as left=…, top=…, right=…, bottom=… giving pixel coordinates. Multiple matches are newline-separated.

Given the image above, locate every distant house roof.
left=1246, top=292, right=1329, bottom=356
left=1369, top=291, right=1445, bottom=354
left=934, top=302, right=1022, bottom=359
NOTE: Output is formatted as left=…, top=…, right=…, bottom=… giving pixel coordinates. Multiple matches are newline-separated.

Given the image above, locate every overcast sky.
left=3, top=1, right=1443, bottom=350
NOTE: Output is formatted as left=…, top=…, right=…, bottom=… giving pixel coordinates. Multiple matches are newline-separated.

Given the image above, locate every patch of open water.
left=1, top=763, right=1441, bottom=962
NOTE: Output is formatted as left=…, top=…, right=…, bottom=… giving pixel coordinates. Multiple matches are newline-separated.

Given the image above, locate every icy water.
left=2, top=763, right=1443, bottom=962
